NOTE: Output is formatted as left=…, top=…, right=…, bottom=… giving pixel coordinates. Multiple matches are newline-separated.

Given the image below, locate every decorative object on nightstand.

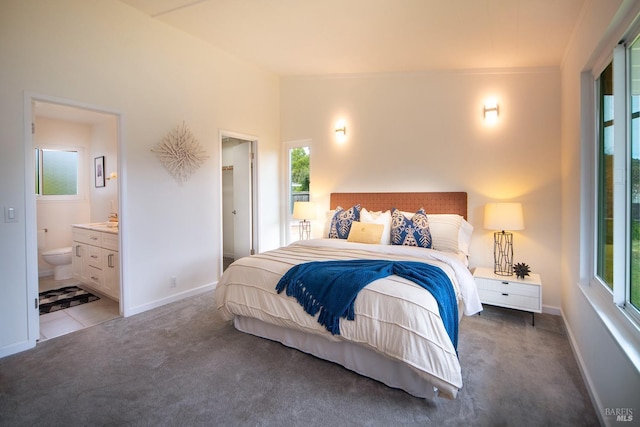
left=473, top=266, right=541, bottom=325
left=513, top=262, right=531, bottom=279
left=484, top=202, right=524, bottom=276
left=293, top=201, right=316, bottom=240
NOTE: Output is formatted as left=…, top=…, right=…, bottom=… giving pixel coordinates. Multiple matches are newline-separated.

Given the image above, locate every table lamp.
left=484, top=202, right=524, bottom=276
left=292, top=201, right=316, bottom=240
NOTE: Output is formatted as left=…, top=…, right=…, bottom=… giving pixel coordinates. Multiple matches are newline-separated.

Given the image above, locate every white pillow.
left=458, top=218, right=474, bottom=256
left=324, top=210, right=335, bottom=237
left=360, top=208, right=391, bottom=244
left=424, top=214, right=474, bottom=255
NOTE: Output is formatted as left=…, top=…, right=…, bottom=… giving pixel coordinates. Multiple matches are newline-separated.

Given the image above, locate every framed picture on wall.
left=95, top=156, right=105, bottom=188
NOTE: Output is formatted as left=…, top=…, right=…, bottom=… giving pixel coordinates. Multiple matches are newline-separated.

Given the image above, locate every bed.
left=215, top=192, right=482, bottom=399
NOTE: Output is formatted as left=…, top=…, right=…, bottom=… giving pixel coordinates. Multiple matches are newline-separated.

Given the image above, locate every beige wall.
left=281, top=69, right=563, bottom=310
left=0, top=0, right=280, bottom=355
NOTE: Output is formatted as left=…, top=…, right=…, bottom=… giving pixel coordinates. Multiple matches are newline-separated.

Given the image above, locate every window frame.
left=592, top=31, right=640, bottom=327
left=34, top=144, right=85, bottom=202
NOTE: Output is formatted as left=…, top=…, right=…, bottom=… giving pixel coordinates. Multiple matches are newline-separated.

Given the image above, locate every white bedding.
left=215, top=238, right=482, bottom=399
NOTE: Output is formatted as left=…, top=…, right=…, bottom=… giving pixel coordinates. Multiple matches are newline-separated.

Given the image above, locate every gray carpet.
left=0, top=290, right=599, bottom=426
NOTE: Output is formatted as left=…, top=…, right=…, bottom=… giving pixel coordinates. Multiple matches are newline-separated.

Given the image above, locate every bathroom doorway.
left=25, top=95, right=123, bottom=343
left=221, top=131, right=258, bottom=272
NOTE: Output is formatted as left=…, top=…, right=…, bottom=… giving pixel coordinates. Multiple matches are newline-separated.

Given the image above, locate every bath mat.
left=39, top=286, right=100, bottom=315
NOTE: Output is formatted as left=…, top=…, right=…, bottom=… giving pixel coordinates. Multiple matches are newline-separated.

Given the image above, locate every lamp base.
left=298, top=220, right=311, bottom=240
left=493, top=231, right=514, bottom=276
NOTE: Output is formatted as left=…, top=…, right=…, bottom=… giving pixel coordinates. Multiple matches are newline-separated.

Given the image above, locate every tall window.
left=629, top=36, right=640, bottom=311
left=594, top=31, right=640, bottom=322
left=286, top=144, right=311, bottom=243
left=35, top=147, right=80, bottom=198
left=290, top=147, right=310, bottom=206
left=596, top=62, right=614, bottom=288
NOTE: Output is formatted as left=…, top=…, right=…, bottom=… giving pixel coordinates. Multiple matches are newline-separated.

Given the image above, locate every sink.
left=73, top=222, right=118, bottom=233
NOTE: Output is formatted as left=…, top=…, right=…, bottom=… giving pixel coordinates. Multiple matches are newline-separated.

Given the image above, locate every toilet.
left=41, top=247, right=73, bottom=280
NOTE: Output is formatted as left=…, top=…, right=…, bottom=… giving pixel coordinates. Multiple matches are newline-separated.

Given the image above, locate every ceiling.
left=119, top=0, right=586, bottom=76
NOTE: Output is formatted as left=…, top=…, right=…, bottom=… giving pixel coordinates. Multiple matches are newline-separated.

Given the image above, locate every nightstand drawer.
left=474, top=277, right=539, bottom=298
left=477, top=288, right=540, bottom=312
left=472, top=267, right=542, bottom=316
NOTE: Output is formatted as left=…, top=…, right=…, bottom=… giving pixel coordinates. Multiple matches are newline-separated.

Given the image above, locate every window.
left=35, top=147, right=81, bottom=199
left=285, top=142, right=311, bottom=244
left=629, top=36, right=640, bottom=312
left=290, top=146, right=310, bottom=206
left=594, top=30, right=640, bottom=323
left=596, top=62, right=614, bottom=288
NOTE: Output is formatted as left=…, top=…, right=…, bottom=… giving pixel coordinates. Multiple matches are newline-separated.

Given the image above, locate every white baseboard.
left=0, top=339, right=36, bottom=359
left=560, top=308, right=606, bottom=427
left=123, top=281, right=217, bottom=317
left=542, top=304, right=561, bottom=315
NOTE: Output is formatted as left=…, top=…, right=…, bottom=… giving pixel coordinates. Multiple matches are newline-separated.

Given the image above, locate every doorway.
left=25, top=94, right=123, bottom=344
left=221, top=132, right=257, bottom=271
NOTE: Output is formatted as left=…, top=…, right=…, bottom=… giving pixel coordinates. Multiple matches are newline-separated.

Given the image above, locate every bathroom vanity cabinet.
left=72, top=225, right=120, bottom=301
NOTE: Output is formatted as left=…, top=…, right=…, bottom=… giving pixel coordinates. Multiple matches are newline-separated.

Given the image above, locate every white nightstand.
left=473, top=266, right=542, bottom=325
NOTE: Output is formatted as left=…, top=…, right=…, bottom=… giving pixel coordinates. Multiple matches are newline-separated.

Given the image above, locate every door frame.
left=23, top=92, right=125, bottom=347
left=219, top=129, right=259, bottom=272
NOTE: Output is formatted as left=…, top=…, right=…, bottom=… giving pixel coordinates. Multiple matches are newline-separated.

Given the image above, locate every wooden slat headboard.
left=330, top=192, right=467, bottom=219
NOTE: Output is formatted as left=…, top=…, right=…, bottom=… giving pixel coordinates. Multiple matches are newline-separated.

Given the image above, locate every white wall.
left=90, top=117, right=119, bottom=223
left=281, top=69, right=563, bottom=310
left=0, top=0, right=280, bottom=356
left=222, top=168, right=234, bottom=258
left=560, top=0, right=640, bottom=423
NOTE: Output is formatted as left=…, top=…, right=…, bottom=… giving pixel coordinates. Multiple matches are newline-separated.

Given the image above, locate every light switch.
left=4, top=207, right=17, bottom=223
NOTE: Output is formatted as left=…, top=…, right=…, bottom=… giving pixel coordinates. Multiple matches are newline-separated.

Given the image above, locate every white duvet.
left=215, top=238, right=482, bottom=399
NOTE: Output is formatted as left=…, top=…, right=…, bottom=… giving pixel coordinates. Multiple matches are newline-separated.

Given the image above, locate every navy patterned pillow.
left=390, top=208, right=433, bottom=248
left=328, top=205, right=361, bottom=239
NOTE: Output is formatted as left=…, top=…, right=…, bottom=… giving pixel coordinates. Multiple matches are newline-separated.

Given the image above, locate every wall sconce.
left=106, top=172, right=118, bottom=180
left=335, top=120, right=347, bottom=143
left=483, top=100, right=499, bottom=124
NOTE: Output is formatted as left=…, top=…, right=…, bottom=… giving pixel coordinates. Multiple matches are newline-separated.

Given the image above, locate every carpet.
left=39, top=286, right=100, bottom=315
left=1, top=290, right=599, bottom=426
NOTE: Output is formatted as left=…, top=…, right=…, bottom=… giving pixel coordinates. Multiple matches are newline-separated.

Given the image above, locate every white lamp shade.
left=484, top=203, right=524, bottom=231
left=292, top=201, right=317, bottom=220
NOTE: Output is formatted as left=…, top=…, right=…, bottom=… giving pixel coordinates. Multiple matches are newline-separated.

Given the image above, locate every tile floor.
left=39, top=276, right=120, bottom=341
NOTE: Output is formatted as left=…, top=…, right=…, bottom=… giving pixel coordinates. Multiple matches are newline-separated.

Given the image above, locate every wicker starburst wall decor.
left=152, top=121, right=209, bottom=186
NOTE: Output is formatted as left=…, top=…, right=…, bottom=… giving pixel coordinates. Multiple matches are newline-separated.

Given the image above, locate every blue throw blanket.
left=275, top=259, right=459, bottom=350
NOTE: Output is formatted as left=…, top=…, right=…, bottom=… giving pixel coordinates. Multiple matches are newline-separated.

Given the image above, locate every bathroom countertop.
left=72, top=223, right=119, bottom=234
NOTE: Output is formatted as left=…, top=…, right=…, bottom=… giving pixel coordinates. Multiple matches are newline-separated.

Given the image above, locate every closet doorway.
left=221, top=132, right=257, bottom=271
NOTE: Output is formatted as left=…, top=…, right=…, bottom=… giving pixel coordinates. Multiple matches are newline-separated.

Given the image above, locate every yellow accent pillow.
left=347, top=221, right=385, bottom=244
